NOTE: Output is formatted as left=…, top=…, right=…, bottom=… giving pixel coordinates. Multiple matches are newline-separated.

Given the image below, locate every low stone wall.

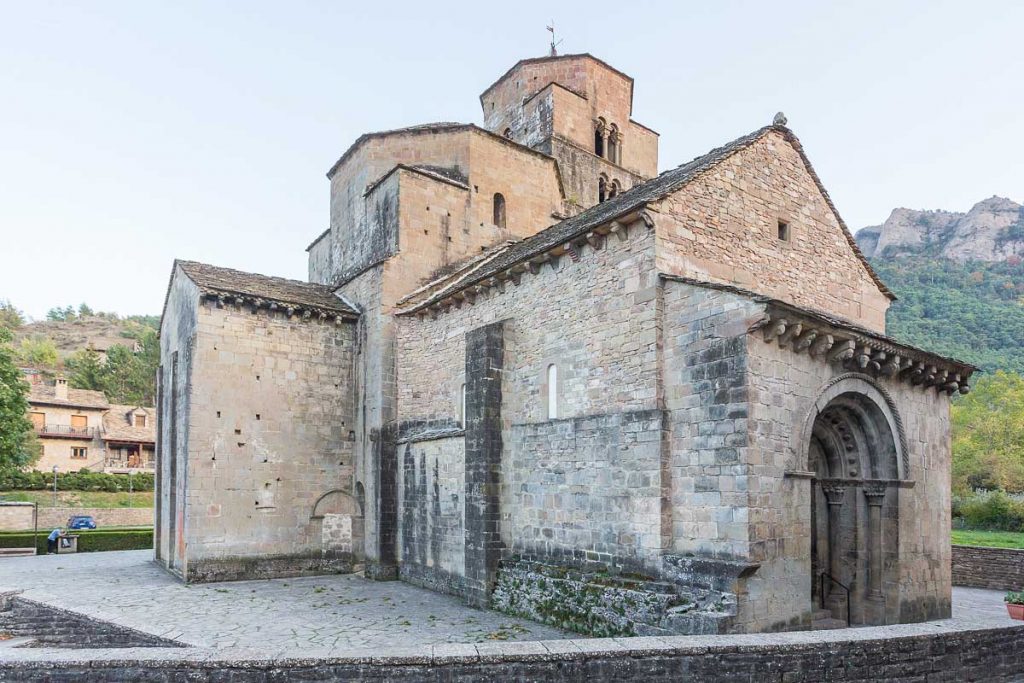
left=0, top=503, right=35, bottom=532
left=2, top=625, right=1024, bottom=681
left=952, top=544, right=1024, bottom=591
left=0, top=507, right=153, bottom=531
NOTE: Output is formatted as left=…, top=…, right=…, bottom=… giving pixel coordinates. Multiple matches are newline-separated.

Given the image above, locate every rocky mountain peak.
left=856, top=196, right=1024, bottom=262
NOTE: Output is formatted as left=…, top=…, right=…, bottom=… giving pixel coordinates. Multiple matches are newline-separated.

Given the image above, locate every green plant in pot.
left=1005, top=591, right=1024, bottom=620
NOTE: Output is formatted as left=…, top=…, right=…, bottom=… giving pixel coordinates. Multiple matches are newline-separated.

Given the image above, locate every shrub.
left=0, top=470, right=154, bottom=492
left=0, top=528, right=152, bottom=554
left=954, top=490, right=1024, bottom=532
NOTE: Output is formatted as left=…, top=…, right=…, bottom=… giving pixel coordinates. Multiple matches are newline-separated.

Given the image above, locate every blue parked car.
left=66, top=515, right=97, bottom=530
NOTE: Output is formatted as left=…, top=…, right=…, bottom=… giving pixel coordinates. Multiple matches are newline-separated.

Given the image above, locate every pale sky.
left=1, top=0, right=1021, bottom=320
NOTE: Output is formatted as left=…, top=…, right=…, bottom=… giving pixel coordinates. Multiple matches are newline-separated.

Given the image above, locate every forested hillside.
left=872, top=257, right=1024, bottom=373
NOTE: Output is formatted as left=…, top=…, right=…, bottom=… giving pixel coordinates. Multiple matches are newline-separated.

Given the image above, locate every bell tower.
left=479, top=53, right=658, bottom=213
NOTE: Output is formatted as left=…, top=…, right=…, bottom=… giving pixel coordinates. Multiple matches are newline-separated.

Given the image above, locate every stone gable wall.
left=179, top=301, right=358, bottom=581
left=654, top=130, right=890, bottom=331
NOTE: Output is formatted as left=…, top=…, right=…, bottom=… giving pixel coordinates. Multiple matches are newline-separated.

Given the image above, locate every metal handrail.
left=35, top=424, right=95, bottom=438
left=819, top=572, right=851, bottom=626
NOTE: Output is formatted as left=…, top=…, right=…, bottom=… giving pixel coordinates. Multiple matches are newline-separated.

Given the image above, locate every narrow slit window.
left=777, top=220, right=790, bottom=241
left=493, top=193, right=506, bottom=229
left=459, top=383, right=466, bottom=427
left=546, top=364, right=558, bottom=420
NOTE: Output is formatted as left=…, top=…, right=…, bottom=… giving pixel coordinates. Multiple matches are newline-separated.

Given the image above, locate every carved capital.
left=821, top=482, right=846, bottom=505
left=863, top=482, right=887, bottom=505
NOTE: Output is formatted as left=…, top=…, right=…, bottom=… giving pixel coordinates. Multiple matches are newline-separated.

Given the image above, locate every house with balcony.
left=27, top=377, right=108, bottom=473
left=26, top=378, right=156, bottom=473
left=101, top=405, right=156, bottom=473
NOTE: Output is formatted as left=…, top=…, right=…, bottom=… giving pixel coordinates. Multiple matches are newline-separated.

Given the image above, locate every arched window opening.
left=459, top=383, right=466, bottom=427
left=503, top=127, right=513, bottom=140
left=493, top=193, right=506, bottom=228
left=594, top=119, right=606, bottom=158
left=608, top=179, right=621, bottom=200
left=608, top=124, right=620, bottom=164
left=598, top=176, right=608, bottom=203
left=546, top=364, right=558, bottom=420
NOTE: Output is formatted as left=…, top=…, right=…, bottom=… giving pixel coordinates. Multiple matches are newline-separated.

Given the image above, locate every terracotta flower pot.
left=1007, top=603, right=1024, bottom=621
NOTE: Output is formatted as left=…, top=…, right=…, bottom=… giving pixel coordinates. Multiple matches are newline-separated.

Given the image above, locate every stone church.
left=158, top=53, right=976, bottom=634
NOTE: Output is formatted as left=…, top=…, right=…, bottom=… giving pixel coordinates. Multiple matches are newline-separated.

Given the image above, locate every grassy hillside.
left=872, top=257, right=1024, bottom=373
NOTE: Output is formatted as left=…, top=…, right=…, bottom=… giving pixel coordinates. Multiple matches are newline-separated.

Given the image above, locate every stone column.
left=864, top=483, right=887, bottom=599
left=821, top=482, right=846, bottom=606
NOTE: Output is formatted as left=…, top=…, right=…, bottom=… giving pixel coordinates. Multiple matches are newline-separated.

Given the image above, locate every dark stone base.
left=184, top=553, right=356, bottom=583
left=400, top=562, right=467, bottom=599
left=365, top=561, right=399, bottom=581
left=491, top=560, right=736, bottom=637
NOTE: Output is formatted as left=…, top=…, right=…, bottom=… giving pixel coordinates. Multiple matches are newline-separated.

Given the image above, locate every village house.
left=27, top=377, right=155, bottom=474
left=158, top=53, right=976, bottom=634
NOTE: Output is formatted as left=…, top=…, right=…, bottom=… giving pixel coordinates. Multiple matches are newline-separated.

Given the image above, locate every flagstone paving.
left=0, top=550, right=569, bottom=652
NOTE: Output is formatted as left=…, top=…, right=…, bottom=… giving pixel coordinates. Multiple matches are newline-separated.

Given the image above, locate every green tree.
left=66, top=346, right=104, bottom=392
left=0, top=300, right=23, bottom=331
left=16, top=335, right=59, bottom=369
left=77, top=302, right=94, bottom=317
left=0, top=328, right=40, bottom=470
left=952, top=371, right=1024, bottom=494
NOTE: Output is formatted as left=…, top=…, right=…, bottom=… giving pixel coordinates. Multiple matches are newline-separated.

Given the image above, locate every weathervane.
left=546, top=21, right=562, bottom=56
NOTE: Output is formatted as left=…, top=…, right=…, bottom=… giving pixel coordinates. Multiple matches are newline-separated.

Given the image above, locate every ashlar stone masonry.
left=159, top=52, right=975, bottom=635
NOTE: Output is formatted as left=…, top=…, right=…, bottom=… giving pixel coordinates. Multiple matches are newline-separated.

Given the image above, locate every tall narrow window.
left=598, top=176, right=607, bottom=203
left=608, top=179, right=620, bottom=200
left=459, top=383, right=466, bottom=427
left=594, top=119, right=606, bottom=157
left=546, top=364, right=558, bottom=420
left=493, top=192, right=506, bottom=228
left=608, top=124, right=620, bottom=163
left=777, top=220, right=790, bottom=241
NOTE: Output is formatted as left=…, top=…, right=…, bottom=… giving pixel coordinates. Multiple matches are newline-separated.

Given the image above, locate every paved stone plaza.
left=0, top=550, right=1018, bottom=656
left=0, top=550, right=569, bottom=653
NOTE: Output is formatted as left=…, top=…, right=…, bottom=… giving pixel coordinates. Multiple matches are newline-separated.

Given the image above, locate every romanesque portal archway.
left=808, top=388, right=901, bottom=626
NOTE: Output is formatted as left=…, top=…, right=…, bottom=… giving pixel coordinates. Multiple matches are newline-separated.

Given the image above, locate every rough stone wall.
left=952, top=545, right=1024, bottom=591
left=157, top=269, right=199, bottom=576
left=310, top=128, right=562, bottom=287
left=481, top=56, right=657, bottom=180
left=744, top=325, right=952, bottom=629
left=654, top=130, right=890, bottom=332
left=550, top=137, right=644, bottom=212
left=336, top=266, right=397, bottom=578
left=178, top=300, right=358, bottom=582
left=397, top=435, right=466, bottom=596
left=660, top=282, right=763, bottom=566
left=396, top=221, right=664, bottom=584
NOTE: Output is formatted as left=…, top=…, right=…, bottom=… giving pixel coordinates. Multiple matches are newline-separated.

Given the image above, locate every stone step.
left=812, top=617, right=848, bottom=630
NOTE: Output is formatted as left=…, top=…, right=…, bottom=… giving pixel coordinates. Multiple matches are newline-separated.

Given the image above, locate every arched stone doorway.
left=806, top=377, right=904, bottom=626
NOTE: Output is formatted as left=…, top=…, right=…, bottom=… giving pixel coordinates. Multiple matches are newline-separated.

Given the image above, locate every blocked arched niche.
left=310, top=489, right=360, bottom=519
left=796, top=373, right=909, bottom=480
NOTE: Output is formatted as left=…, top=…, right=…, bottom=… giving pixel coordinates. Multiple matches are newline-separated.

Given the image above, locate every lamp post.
left=52, top=465, right=58, bottom=507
